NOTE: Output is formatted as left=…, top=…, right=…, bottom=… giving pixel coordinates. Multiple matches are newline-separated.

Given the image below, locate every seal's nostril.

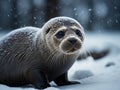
left=68, top=38, right=77, bottom=44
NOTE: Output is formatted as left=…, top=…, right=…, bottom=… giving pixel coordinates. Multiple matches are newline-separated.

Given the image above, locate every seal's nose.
left=68, top=38, right=77, bottom=45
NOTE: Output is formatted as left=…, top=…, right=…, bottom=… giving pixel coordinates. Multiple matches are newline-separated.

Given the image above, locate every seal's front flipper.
left=27, top=70, right=50, bottom=89
left=54, top=72, right=80, bottom=86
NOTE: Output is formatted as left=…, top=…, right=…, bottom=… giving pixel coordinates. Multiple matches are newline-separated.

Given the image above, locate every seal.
left=0, top=17, right=84, bottom=89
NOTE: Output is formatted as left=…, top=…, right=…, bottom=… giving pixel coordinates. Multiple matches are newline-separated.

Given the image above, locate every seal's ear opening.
left=46, top=28, right=51, bottom=34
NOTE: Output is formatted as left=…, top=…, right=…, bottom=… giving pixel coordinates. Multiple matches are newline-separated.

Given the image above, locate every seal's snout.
left=60, top=36, right=82, bottom=54
left=68, top=38, right=77, bottom=45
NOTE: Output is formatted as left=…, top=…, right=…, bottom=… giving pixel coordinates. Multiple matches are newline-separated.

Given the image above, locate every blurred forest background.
left=0, top=0, right=120, bottom=32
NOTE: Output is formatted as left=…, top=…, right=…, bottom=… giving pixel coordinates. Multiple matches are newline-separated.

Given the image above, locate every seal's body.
left=0, top=17, right=84, bottom=89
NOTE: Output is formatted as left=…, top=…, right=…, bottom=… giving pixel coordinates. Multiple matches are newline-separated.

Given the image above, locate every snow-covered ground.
left=0, top=31, right=120, bottom=90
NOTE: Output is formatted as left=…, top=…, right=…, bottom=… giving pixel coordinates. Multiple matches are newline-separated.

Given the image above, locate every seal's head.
left=42, top=17, right=84, bottom=55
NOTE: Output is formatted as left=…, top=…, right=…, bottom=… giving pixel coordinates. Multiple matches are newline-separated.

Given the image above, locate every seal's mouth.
left=65, top=47, right=80, bottom=54
left=60, top=44, right=81, bottom=54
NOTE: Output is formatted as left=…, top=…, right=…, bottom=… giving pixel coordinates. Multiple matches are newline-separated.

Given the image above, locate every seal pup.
left=0, top=17, right=84, bottom=89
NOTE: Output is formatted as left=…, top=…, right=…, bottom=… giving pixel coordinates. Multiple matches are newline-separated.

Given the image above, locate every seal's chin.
left=60, top=47, right=80, bottom=55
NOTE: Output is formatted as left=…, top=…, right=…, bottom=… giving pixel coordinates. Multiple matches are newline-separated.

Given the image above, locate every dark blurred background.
left=0, top=0, right=120, bottom=32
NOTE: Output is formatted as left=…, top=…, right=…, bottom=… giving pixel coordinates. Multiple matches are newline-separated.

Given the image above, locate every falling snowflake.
left=88, top=8, right=92, bottom=12
left=114, top=6, right=117, bottom=10
left=8, top=14, right=10, bottom=17
left=74, top=8, right=77, bottom=11
left=116, top=19, right=118, bottom=23
left=33, top=17, right=37, bottom=20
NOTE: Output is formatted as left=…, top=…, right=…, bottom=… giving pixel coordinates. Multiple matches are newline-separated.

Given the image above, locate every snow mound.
left=72, top=70, right=94, bottom=80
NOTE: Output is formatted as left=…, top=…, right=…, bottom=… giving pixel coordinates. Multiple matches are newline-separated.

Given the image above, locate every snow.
left=88, top=8, right=92, bottom=12
left=114, top=6, right=118, bottom=10
left=116, top=19, right=119, bottom=23
left=73, top=8, right=77, bottom=11
left=0, top=85, right=37, bottom=90
left=0, top=31, right=120, bottom=90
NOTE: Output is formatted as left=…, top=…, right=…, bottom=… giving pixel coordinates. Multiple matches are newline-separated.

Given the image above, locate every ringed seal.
left=0, top=17, right=84, bottom=89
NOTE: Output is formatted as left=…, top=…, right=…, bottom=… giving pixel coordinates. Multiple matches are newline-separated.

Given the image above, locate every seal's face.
left=54, top=26, right=84, bottom=54
left=42, top=17, right=84, bottom=55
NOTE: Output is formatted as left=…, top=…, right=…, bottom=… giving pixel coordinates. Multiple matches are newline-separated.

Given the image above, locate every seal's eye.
left=75, top=29, right=82, bottom=37
left=56, top=31, right=65, bottom=39
left=46, top=28, right=51, bottom=34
